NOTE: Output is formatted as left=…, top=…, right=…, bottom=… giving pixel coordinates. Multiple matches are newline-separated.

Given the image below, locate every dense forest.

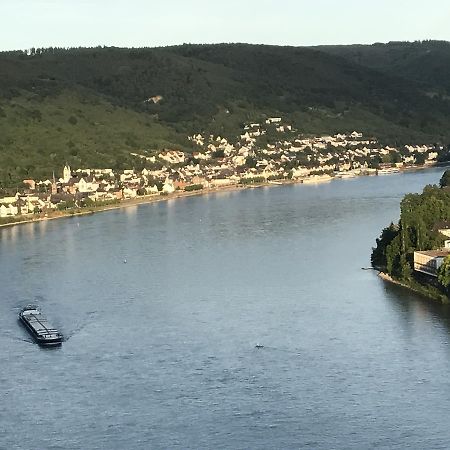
left=1, top=41, right=450, bottom=186
left=371, top=169, right=450, bottom=299
left=317, top=40, right=450, bottom=97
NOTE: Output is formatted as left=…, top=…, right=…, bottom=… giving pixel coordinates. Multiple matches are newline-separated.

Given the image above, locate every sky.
left=1, top=0, right=449, bottom=51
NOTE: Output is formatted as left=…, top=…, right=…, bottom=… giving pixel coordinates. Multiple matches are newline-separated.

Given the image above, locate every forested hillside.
left=317, top=40, right=450, bottom=97
left=1, top=42, right=450, bottom=186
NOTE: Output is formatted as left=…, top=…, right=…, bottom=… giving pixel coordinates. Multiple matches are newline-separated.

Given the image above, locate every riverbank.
left=378, top=271, right=449, bottom=303
left=1, top=175, right=334, bottom=229
left=0, top=183, right=254, bottom=229
left=0, top=163, right=446, bottom=230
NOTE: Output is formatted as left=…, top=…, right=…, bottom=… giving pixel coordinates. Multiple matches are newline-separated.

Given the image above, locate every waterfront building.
left=413, top=250, right=450, bottom=277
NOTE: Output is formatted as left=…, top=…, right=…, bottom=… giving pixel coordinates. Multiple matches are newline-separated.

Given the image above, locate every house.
left=191, top=176, right=209, bottom=188
left=122, top=187, right=138, bottom=199
left=0, top=204, right=18, bottom=217
left=158, top=150, right=185, bottom=164
left=23, top=179, right=36, bottom=190
left=209, top=178, right=237, bottom=187
left=145, top=185, right=159, bottom=195
left=0, top=196, right=17, bottom=205
left=292, top=167, right=310, bottom=179
left=173, top=180, right=187, bottom=190
left=77, top=177, right=99, bottom=193
left=414, top=249, right=450, bottom=277
left=92, top=168, right=114, bottom=176
left=240, top=132, right=254, bottom=142
left=193, top=152, right=211, bottom=161
left=162, top=179, right=175, bottom=194
left=439, top=228, right=450, bottom=238
left=232, top=155, right=246, bottom=166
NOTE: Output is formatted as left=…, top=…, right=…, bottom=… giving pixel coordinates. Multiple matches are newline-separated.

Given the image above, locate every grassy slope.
left=0, top=90, right=187, bottom=187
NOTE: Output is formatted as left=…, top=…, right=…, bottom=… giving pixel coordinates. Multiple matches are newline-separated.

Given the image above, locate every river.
left=1, top=168, right=449, bottom=449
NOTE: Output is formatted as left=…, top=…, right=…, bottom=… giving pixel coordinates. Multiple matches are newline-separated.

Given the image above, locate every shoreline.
left=0, top=183, right=256, bottom=229
left=0, top=163, right=445, bottom=230
left=377, top=271, right=449, bottom=303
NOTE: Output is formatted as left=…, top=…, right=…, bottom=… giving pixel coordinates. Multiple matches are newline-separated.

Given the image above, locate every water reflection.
left=382, top=280, right=450, bottom=336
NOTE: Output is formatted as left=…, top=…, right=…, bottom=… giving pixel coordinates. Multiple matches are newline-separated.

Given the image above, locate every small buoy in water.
left=255, top=344, right=264, bottom=349
left=123, top=259, right=127, bottom=264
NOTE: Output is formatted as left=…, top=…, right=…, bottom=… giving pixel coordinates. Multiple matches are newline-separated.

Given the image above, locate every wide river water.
left=1, top=168, right=450, bottom=449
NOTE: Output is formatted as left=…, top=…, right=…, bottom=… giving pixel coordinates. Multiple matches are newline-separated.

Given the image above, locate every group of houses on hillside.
left=1, top=117, right=446, bottom=219
left=186, top=119, right=442, bottom=180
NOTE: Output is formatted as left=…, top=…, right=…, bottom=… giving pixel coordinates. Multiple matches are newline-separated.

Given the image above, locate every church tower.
left=63, top=164, right=71, bottom=183
left=51, top=171, right=57, bottom=194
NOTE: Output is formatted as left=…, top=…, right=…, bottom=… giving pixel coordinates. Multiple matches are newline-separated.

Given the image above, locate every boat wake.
left=9, top=336, right=35, bottom=345
left=254, top=344, right=302, bottom=355
left=63, top=311, right=98, bottom=341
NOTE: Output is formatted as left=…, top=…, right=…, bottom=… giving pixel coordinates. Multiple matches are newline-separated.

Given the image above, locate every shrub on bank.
left=239, top=177, right=266, bottom=185
left=184, top=184, right=203, bottom=192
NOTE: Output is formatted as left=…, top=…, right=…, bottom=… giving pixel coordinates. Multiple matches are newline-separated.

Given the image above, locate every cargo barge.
left=19, top=305, right=63, bottom=346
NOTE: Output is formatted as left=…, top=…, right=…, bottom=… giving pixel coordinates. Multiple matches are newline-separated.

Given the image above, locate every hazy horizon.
left=1, top=0, right=449, bottom=52
left=2, top=39, right=450, bottom=54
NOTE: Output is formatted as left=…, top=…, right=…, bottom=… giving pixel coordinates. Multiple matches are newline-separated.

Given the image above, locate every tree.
left=386, top=234, right=402, bottom=276
left=212, top=149, right=224, bottom=159
left=440, top=170, right=450, bottom=188
left=371, top=222, right=399, bottom=269
left=438, top=256, right=450, bottom=291
left=415, top=152, right=426, bottom=165
left=245, top=156, right=257, bottom=169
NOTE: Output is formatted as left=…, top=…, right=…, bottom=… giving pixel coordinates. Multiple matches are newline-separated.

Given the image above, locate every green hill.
left=1, top=42, right=450, bottom=188
left=316, top=40, right=450, bottom=97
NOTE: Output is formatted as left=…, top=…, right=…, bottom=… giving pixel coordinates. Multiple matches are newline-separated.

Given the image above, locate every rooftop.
left=415, top=249, right=450, bottom=258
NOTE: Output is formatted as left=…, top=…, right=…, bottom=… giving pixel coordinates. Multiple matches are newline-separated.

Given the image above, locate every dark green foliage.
left=245, top=156, right=258, bottom=169
left=239, top=176, right=266, bottom=184
left=267, top=174, right=287, bottom=181
left=57, top=200, right=75, bottom=210
left=0, top=216, right=28, bottom=225
left=371, top=223, right=399, bottom=269
left=184, top=184, right=203, bottom=191
left=211, top=149, right=225, bottom=159
left=317, top=41, right=450, bottom=97
left=440, top=170, right=450, bottom=188
left=438, top=257, right=450, bottom=292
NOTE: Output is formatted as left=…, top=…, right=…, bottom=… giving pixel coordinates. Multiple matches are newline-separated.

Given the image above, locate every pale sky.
left=1, top=0, right=449, bottom=51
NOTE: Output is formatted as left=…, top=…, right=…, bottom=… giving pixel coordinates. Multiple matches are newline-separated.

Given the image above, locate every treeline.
left=371, top=170, right=450, bottom=297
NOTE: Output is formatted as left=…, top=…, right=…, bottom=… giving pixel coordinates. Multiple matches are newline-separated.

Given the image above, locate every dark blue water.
left=1, top=168, right=449, bottom=449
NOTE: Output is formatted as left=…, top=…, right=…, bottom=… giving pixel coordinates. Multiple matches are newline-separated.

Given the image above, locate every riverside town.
left=5, top=2, right=450, bottom=448
left=0, top=117, right=447, bottom=224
